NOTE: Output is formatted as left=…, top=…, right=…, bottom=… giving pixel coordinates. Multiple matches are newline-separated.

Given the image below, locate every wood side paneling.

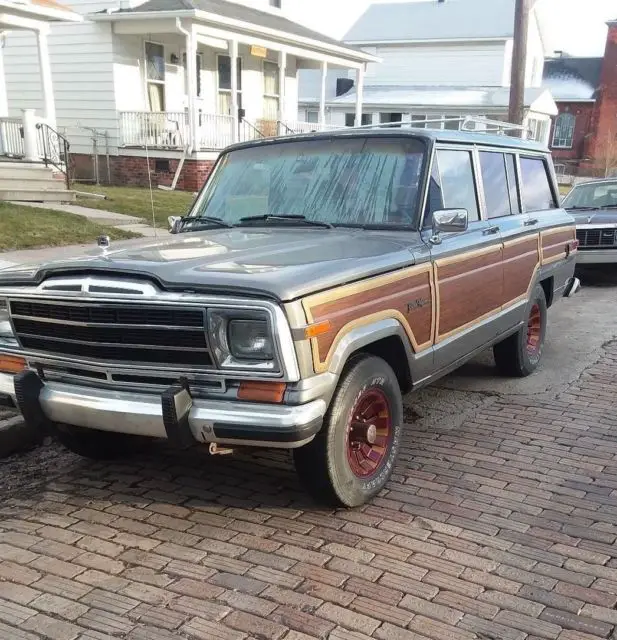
left=541, top=227, right=576, bottom=265
left=503, top=235, right=541, bottom=304
left=302, top=264, right=434, bottom=373
left=436, top=246, right=503, bottom=340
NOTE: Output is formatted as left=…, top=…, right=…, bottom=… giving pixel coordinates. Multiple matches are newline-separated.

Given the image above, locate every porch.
left=93, top=3, right=376, bottom=153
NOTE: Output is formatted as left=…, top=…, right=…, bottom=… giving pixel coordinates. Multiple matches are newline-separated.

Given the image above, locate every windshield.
left=190, top=137, right=427, bottom=229
left=563, top=181, right=617, bottom=209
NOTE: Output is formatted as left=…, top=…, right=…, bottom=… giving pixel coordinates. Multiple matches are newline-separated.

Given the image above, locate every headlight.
left=0, top=298, right=16, bottom=346
left=228, top=319, right=273, bottom=361
left=207, top=309, right=278, bottom=371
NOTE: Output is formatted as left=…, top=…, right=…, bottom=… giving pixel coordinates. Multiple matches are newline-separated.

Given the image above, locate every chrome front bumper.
left=0, top=372, right=326, bottom=449
left=576, top=249, right=617, bottom=265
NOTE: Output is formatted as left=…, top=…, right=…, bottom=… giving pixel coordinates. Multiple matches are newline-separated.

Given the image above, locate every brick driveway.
left=1, top=343, right=617, bottom=640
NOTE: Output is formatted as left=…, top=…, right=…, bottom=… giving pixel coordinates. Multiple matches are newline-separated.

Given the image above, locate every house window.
left=443, top=115, right=460, bottom=130
left=217, top=54, right=242, bottom=116
left=411, top=115, right=427, bottom=128
left=552, top=113, right=576, bottom=149
left=145, top=42, right=165, bottom=112
left=345, top=113, right=371, bottom=127
left=306, top=111, right=319, bottom=124
left=269, top=0, right=281, bottom=6
left=263, top=60, right=280, bottom=122
left=380, top=113, right=403, bottom=127
left=183, top=52, right=203, bottom=98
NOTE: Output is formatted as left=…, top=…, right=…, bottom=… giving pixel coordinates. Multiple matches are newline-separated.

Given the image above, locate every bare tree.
left=595, top=129, right=617, bottom=178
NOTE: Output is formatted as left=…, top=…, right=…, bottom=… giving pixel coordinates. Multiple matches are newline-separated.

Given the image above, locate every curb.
left=0, top=415, right=42, bottom=458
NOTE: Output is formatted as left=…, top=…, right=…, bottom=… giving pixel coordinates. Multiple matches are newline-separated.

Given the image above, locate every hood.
left=0, top=228, right=423, bottom=302
left=568, top=209, right=617, bottom=226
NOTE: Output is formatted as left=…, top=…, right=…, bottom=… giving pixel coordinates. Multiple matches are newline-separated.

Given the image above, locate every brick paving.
left=1, top=343, right=617, bottom=640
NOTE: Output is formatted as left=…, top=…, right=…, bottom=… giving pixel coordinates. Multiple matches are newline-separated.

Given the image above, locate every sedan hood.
left=0, top=228, right=422, bottom=301
left=569, top=209, right=617, bottom=226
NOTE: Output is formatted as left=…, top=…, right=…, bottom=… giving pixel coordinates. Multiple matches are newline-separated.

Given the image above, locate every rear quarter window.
left=519, top=156, right=556, bottom=212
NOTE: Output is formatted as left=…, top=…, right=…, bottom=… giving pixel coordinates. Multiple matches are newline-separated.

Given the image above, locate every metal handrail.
left=277, top=120, right=295, bottom=135
left=36, top=122, right=71, bottom=189
left=241, top=118, right=266, bottom=139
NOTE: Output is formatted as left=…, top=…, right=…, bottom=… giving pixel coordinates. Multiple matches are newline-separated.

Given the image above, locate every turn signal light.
left=0, top=355, right=26, bottom=374
left=238, top=381, right=287, bottom=403
left=304, top=320, right=332, bottom=339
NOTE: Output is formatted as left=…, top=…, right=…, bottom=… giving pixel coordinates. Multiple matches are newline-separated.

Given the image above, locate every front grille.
left=9, top=299, right=212, bottom=368
left=577, top=228, right=617, bottom=249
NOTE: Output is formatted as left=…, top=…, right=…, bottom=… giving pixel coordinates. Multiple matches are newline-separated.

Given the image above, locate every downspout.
left=175, top=17, right=195, bottom=154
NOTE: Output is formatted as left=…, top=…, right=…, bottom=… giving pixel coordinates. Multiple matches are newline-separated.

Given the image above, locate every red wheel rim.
left=345, top=388, right=392, bottom=479
left=526, top=303, right=542, bottom=355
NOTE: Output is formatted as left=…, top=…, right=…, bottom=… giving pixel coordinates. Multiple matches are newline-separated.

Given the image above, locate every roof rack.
left=353, top=116, right=531, bottom=138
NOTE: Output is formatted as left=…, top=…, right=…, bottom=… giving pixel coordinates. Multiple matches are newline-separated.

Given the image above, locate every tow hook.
left=209, top=443, right=234, bottom=456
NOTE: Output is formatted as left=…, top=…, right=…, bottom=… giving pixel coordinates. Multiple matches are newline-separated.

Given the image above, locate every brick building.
left=544, top=19, right=617, bottom=179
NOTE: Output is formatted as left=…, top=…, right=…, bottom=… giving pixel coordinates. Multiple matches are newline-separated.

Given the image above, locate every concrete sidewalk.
left=13, top=200, right=161, bottom=242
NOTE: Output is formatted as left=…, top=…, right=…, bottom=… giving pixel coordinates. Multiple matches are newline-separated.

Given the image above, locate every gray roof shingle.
left=344, top=0, right=516, bottom=43
left=112, top=0, right=348, bottom=49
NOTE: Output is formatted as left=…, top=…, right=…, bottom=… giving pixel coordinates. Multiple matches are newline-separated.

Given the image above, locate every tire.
left=493, top=284, right=548, bottom=377
left=52, top=423, right=150, bottom=460
left=293, top=354, right=403, bottom=507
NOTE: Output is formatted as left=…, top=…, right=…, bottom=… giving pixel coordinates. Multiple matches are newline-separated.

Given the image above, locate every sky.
left=286, top=0, right=617, bottom=57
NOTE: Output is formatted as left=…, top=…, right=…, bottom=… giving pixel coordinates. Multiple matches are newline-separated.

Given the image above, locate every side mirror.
left=168, top=215, right=182, bottom=234
left=430, top=209, right=468, bottom=244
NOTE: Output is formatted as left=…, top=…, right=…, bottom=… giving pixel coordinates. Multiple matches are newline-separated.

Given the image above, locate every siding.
left=363, top=42, right=507, bottom=87
left=4, top=0, right=119, bottom=155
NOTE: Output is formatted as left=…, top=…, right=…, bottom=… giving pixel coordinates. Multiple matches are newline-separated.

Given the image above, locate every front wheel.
left=293, top=354, right=403, bottom=507
left=493, top=284, right=548, bottom=377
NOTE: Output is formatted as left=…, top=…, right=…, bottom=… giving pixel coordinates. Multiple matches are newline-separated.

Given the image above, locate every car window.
left=505, top=154, right=521, bottom=214
left=423, top=158, right=444, bottom=229
left=479, top=151, right=511, bottom=219
left=436, top=149, right=480, bottom=222
left=519, top=156, right=556, bottom=211
left=562, top=182, right=617, bottom=209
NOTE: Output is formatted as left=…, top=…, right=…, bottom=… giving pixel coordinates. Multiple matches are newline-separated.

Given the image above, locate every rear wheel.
left=293, top=354, right=402, bottom=507
left=493, top=284, right=547, bottom=377
left=52, top=423, right=150, bottom=460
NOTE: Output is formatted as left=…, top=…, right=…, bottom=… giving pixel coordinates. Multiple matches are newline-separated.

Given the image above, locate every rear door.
left=476, top=149, right=541, bottom=334
left=426, top=145, right=504, bottom=370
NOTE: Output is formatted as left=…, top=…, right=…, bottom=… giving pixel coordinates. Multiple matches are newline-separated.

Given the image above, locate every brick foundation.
left=71, top=153, right=216, bottom=192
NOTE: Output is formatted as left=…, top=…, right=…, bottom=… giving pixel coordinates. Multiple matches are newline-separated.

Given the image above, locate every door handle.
left=483, top=225, right=500, bottom=236
left=524, top=218, right=539, bottom=226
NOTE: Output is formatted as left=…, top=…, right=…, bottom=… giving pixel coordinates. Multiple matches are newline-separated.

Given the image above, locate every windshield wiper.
left=599, top=205, right=617, bottom=210
left=178, top=216, right=233, bottom=230
left=237, top=214, right=334, bottom=229
left=565, top=206, right=596, bottom=210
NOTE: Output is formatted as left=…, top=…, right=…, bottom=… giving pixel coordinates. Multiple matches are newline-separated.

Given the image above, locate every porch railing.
left=36, top=122, right=71, bottom=189
left=120, top=111, right=188, bottom=148
left=0, top=118, right=25, bottom=157
left=282, top=120, right=343, bottom=135
left=197, top=113, right=235, bottom=150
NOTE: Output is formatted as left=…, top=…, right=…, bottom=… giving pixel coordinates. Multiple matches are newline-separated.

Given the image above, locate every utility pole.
left=508, top=0, right=530, bottom=133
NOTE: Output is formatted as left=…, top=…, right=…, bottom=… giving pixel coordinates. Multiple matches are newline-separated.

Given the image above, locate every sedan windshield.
left=190, top=137, right=427, bottom=229
left=563, top=181, right=617, bottom=209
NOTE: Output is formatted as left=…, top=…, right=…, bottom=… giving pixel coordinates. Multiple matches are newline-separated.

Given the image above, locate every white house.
left=0, top=0, right=82, bottom=201
left=2, top=0, right=376, bottom=189
left=298, top=0, right=558, bottom=144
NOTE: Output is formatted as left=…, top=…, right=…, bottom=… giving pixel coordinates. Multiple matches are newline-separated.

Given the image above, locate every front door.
left=424, top=146, right=504, bottom=370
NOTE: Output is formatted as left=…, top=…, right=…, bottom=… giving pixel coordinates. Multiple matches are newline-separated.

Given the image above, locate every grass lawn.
left=76, top=184, right=197, bottom=227
left=559, top=184, right=571, bottom=197
left=0, top=203, right=139, bottom=252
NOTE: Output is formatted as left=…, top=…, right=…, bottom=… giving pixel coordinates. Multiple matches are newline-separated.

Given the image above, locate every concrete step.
left=0, top=178, right=66, bottom=190
left=0, top=189, right=76, bottom=203
left=0, top=166, right=56, bottom=180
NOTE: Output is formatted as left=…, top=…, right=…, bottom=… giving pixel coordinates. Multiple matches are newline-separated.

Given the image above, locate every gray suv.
left=0, top=128, right=580, bottom=506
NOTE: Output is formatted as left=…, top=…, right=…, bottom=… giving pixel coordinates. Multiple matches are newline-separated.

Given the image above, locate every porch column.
left=230, top=39, right=239, bottom=143
left=354, top=65, right=365, bottom=127
left=36, top=27, right=56, bottom=127
left=185, top=29, right=198, bottom=152
left=0, top=40, right=8, bottom=118
left=22, top=108, right=39, bottom=161
left=277, top=50, right=287, bottom=130
left=319, top=61, right=327, bottom=128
